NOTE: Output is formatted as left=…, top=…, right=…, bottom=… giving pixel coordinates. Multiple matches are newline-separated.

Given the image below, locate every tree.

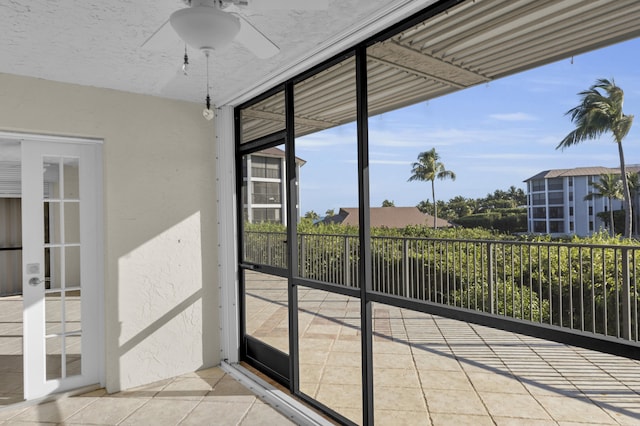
left=626, top=172, right=640, bottom=234
left=325, top=209, right=335, bottom=217
left=557, top=78, right=634, bottom=237
left=584, top=174, right=623, bottom=237
left=381, top=199, right=395, bottom=207
left=408, top=148, right=456, bottom=228
left=304, top=210, right=319, bottom=220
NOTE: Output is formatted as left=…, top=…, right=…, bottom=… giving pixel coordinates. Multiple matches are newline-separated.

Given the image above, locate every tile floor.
left=246, top=274, right=640, bottom=425
left=0, top=367, right=297, bottom=425
left=4, top=276, right=640, bottom=425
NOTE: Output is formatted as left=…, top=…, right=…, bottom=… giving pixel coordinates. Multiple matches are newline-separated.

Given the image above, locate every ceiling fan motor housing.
left=170, top=4, right=241, bottom=51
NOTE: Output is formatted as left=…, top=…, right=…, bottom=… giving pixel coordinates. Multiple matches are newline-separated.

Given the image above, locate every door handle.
left=28, top=277, right=44, bottom=286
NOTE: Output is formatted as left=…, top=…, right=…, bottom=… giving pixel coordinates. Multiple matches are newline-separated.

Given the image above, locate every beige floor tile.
left=119, top=399, right=199, bottom=425
left=423, top=389, right=488, bottom=416
left=0, top=405, right=29, bottom=421
left=316, top=383, right=362, bottom=410
left=178, top=400, right=254, bottom=425
left=111, top=378, right=172, bottom=399
left=10, top=397, right=98, bottom=423
left=493, top=417, right=557, bottom=426
left=535, top=395, right=618, bottom=424
left=208, top=376, right=255, bottom=398
left=240, top=400, right=296, bottom=425
left=321, top=365, right=362, bottom=386
left=2, top=421, right=58, bottom=425
left=299, top=349, right=330, bottom=365
left=373, top=340, right=413, bottom=355
left=466, top=371, right=528, bottom=394
left=375, top=409, right=431, bottom=426
left=418, top=370, right=474, bottom=391
left=155, top=377, right=214, bottom=400
left=375, top=367, right=422, bottom=389
left=412, top=354, right=462, bottom=372
left=192, top=368, right=226, bottom=381
left=330, top=340, right=361, bottom=353
left=64, top=397, right=147, bottom=424
left=479, top=392, right=551, bottom=420
left=375, top=386, right=427, bottom=412
left=430, top=413, right=494, bottom=426
left=326, top=351, right=361, bottom=367
left=374, top=353, right=414, bottom=369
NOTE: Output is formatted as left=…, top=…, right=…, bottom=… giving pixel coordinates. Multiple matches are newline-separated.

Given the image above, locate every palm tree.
left=557, top=78, right=634, bottom=237
left=626, top=171, right=640, bottom=235
left=584, top=174, right=623, bottom=236
left=408, top=148, right=456, bottom=228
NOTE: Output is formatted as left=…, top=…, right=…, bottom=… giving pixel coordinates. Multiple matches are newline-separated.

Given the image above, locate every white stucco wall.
left=0, top=72, right=220, bottom=392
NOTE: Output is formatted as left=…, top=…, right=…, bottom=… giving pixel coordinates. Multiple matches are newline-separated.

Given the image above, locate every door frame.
left=0, top=130, right=105, bottom=400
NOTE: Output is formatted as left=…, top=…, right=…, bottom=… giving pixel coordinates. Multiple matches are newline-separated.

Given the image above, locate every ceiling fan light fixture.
left=170, top=6, right=241, bottom=51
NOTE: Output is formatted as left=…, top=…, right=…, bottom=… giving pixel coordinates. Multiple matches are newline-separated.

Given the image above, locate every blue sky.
left=296, top=37, right=640, bottom=216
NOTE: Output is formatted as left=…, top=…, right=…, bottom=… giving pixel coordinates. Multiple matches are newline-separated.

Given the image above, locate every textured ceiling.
left=0, top=0, right=415, bottom=106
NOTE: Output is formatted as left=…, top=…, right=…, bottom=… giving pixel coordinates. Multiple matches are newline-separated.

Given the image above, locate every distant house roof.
left=525, top=165, right=640, bottom=181
left=255, top=146, right=306, bottom=165
left=323, top=207, right=454, bottom=228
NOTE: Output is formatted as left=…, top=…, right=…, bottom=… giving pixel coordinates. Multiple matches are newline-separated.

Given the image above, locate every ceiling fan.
left=143, top=0, right=329, bottom=120
left=143, top=0, right=330, bottom=59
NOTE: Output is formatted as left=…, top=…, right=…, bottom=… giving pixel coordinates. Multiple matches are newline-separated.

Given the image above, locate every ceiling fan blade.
left=141, top=18, right=181, bottom=51
left=235, top=15, right=280, bottom=59
left=248, top=0, right=329, bottom=10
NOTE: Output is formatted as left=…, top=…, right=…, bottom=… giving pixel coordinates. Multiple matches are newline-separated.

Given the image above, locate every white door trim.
left=12, top=131, right=105, bottom=399
left=215, top=106, right=240, bottom=363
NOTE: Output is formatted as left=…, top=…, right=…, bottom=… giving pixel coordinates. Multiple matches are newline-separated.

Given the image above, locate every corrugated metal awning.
left=241, top=0, right=640, bottom=142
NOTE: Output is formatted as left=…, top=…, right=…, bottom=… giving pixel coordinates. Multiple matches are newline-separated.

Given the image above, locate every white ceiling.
left=0, top=0, right=428, bottom=107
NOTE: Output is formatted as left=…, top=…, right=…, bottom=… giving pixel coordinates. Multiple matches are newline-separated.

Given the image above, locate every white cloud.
left=489, top=112, right=537, bottom=121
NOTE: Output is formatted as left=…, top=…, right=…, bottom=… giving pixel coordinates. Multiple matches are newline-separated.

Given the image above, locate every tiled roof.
left=324, top=207, right=454, bottom=228
left=524, top=165, right=640, bottom=181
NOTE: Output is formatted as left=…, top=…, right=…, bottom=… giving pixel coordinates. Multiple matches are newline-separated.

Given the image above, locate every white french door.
left=21, top=139, right=101, bottom=400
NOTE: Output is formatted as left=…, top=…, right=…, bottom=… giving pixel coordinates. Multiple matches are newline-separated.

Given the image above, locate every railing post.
left=487, top=242, right=494, bottom=314
left=622, top=247, right=631, bottom=340
left=300, top=235, right=306, bottom=278
left=403, top=238, right=410, bottom=298
left=344, top=236, right=350, bottom=287
left=267, top=233, right=272, bottom=265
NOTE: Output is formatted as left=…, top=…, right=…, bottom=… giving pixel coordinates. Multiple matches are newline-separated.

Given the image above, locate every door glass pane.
left=65, top=246, right=81, bottom=288
left=244, top=270, right=289, bottom=354
left=45, top=292, right=63, bottom=333
left=298, top=287, right=362, bottom=423
left=63, top=158, right=79, bottom=199
left=66, top=335, right=82, bottom=377
left=43, top=157, right=60, bottom=199
left=294, top=56, right=359, bottom=287
left=65, top=290, right=81, bottom=333
left=46, top=247, right=62, bottom=290
left=44, top=202, right=61, bottom=245
left=64, top=202, right=80, bottom=244
left=372, top=303, right=431, bottom=422
left=242, top=145, right=288, bottom=269
left=46, top=336, right=63, bottom=380
left=41, top=152, right=84, bottom=382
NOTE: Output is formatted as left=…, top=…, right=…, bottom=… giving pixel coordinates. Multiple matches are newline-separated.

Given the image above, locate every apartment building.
left=243, top=147, right=304, bottom=225
left=525, top=166, right=640, bottom=237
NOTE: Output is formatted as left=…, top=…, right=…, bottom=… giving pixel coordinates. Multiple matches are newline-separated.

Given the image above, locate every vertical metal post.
left=344, top=236, right=351, bottom=287
left=621, top=247, right=631, bottom=340
left=284, top=81, right=300, bottom=394
left=487, top=242, right=494, bottom=314
left=404, top=238, right=410, bottom=298
left=356, top=46, right=374, bottom=426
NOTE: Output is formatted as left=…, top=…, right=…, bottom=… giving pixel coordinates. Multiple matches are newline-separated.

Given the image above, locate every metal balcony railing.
left=243, top=231, right=640, bottom=343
